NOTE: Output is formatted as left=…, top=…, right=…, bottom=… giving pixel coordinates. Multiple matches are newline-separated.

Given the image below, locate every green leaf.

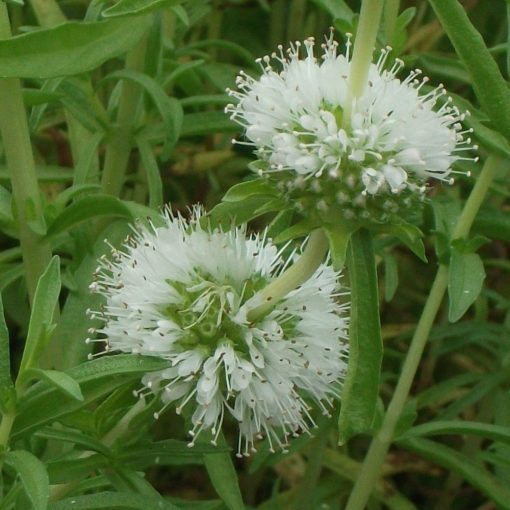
left=0, top=294, right=15, bottom=413
left=380, top=221, right=427, bottom=262
left=73, top=132, right=104, bottom=186
left=4, top=450, right=49, bottom=510
left=0, top=17, right=152, bottom=79
left=18, top=256, right=60, bottom=375
left=383, top=252, right=398, bottom=302
left=428, top=0, right=510, bottom=140
left=35, top=426, right=110, bottom=456
left=398, top=437, right=510, bottom=509
left=400, top=420, right=510, bottom=445
left=338, top=229, right=383, bottom=444
left=101, top=70, right=183, bottom=159
left=448, top=250, right=485, bottom=322
left=473, top=208, right=510, bottom=243
left=57, top=79, right=109, bottom=133
left=137, top=138, right=163, bottom=209
left=47, top=454, right=109, bottom=485
left=19, top=369, right=83, bottom=401
left=201, top=434, right=245, bottom=510
left=323, top=222, right=357, bottom=270
left=266, top=209, right=294, bottom=240
left=222, top=179, right=277, bottom=202
left=208, top=196, right=276, bottom=229
left=273, top=217, right=320, bottom=244
left=46, top=195, right=133, bottom=238
left=48, top=492, right=180, bottom=510
left=102, top=0, right=180, bottom=18
left=118, top=439, right=226, bottom=468
left=53, top=221, right=131, bottom=368
left=13, top=355, right=168, bottom=439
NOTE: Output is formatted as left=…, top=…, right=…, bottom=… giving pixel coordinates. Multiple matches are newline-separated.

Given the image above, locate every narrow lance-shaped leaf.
left=0, top=294, right=15, bottom=412
left=398, top=437, right=510, bottom=509
left=100, top=70, right=183, bottom=160
left=18, top=256, right=61, bottom=376
left=448, top=249, right=485, bottom=322
left=4, top=450, right=49, bottom=510
left=102, top=0, right=180, bottom=18
left=201, top=433, right=245, bottom=510
left=0, top=16, right=152, bottom=79
left=18, top=368, right=84, bottom=401
left=428, top=0, right=510, bottom=140
left=338, top=229, right=383, bottom=444
left=137, top=137, right=163, bottom=209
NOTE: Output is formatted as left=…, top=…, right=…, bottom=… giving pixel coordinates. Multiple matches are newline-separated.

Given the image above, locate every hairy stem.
left=246, top=229, right=329, bottom=323
left=343, top=0, right=384, bottom=126
left=0, top=3, right=53, bottom=303
left=344, top=154, right=501, bottom=510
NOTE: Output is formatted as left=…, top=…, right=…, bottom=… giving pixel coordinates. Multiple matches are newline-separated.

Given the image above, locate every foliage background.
left=0, top=0, right=510, bottom=509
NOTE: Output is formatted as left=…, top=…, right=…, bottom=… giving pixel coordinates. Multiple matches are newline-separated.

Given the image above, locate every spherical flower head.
left=226, top=34, right=477, bottom=224
left=89, top=208, right=349, bottom=455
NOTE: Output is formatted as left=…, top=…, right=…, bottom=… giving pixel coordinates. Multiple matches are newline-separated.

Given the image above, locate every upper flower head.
left=88, top=208, right=348, bottom=455
left=226, top=34, right=477, bottom=223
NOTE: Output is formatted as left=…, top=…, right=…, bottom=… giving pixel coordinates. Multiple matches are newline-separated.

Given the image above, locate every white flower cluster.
left=89, top=210, right=348, bottom=455
left=226, top=34, right=476, bottom=222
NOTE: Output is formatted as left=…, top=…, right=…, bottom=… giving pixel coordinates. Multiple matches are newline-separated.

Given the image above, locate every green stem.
left=0, top=3, right=53, bottom=303
left=383, top=0, right=400, bottom=46
left=344, top=154, right=501, bottom=510
left=288, top=0, right=306, bottom=42
left=269, top=0, right=286, bottom=48
left=29, top=0, right=65, bottom=26
left=246, top=229, right=329, bottom=323
left=343, top=0, right=384, bottom=127
left=100, top=37, right=148, bottom=197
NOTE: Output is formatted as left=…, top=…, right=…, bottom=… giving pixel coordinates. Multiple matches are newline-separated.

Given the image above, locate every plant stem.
left=288, top=0, right=306, bottom=42
left=383, top=0, right=400, bottom=46
left=343, top=0, right=384, bottom=126
left=246, top=229, right=329, bottom=323
left=344, top=154, right=501, bottom=510
left=0, top=3, right=53, bottom=303
left=100, top=38, right=148, bottom=197
left=29, top=0, right=65, bottom=26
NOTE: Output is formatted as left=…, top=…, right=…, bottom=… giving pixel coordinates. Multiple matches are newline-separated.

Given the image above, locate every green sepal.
left=322, top=221, right=358, bottom=270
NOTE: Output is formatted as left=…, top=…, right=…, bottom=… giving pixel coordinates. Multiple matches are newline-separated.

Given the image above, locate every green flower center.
left=163, top=272, right=269, bottom=352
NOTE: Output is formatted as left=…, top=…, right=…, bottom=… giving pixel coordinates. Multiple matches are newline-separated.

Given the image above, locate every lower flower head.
left=226, top=34, right=477, bottom=224
left=89, top=208, right=348, bottom=455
